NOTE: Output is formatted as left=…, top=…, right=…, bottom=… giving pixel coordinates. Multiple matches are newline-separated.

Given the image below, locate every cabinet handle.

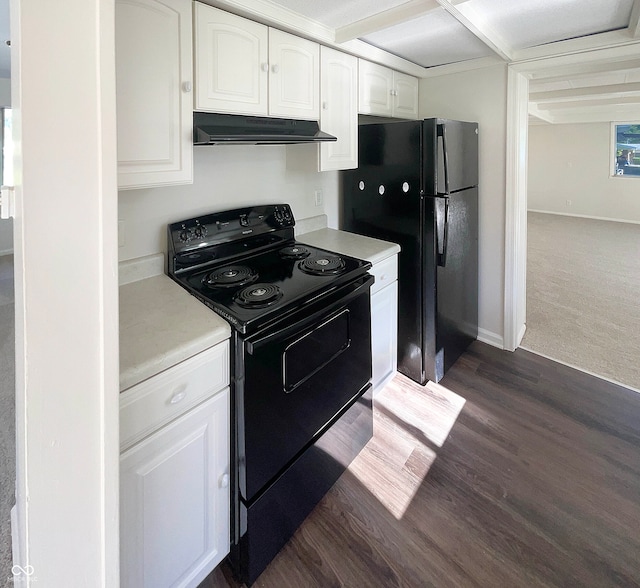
left=261, top=62, right=269, bottom=73
left=271, top=64, right=280, bottom=74
left=322, top=101, right=328, bottom=110
left=219, top=473, right=229, bottom=488
left=169, top=385, right=187, bottom=405
left=182, top=81, right=192, bottom=93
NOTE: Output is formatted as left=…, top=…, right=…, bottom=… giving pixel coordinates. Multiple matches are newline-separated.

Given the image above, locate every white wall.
left=528, top=122, right=640, bottom=223
left=13, top=0, right=119, bottom=584
left=0, top=76, right=12, bottom=255
left=420, top=64, right=508, bottom=347
left=118, top=144, right=337, bottom=261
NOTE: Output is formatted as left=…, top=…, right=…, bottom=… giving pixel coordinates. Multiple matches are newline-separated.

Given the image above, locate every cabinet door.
left=120, top=390, right=230, bottom=588
left=319, top=47, right=358, bottom=171
left=194, top=4, right=268, bottom=116
left=268, top=28, right=319, bottom=120
left=393, top=72, right=419, bottom=119
left=358, top=60, right=393, bottom=117
left=371, top=283, right=398, bottom=394
left=115, top=0, right=193, bottom=189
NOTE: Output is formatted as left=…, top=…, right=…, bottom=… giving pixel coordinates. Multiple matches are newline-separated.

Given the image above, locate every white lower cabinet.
left=369, top=255, right=398, bottom=394
left=120, top=343, right=230, bottom=588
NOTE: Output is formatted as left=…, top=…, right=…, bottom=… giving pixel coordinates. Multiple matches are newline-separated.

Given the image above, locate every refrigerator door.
left=424, top=187, right=479, bottom=382
left=423, top=118, right=478, bottom=196
left=342, top=120, right=427, bottom=384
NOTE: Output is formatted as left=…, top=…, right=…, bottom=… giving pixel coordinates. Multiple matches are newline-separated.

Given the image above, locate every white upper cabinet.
left=358, top=59, right=419, bottom=120
left=319, top=46, right=358, bottom=171
left=194, top=5, right=319, bottom=120
left=268, top=29, right=319, bottom=120
left=194, top=4, right=268, bottom=116
left=358, top=60, right=394, bottom=117
left=393, top=71, right=420, bottom=119
left=115, top=0, right=193, bottom=190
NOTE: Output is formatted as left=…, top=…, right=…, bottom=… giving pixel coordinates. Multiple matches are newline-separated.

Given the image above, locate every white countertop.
left=299, top=228, right=400, bottom=265
left=119, top=274, right=231, bottom=392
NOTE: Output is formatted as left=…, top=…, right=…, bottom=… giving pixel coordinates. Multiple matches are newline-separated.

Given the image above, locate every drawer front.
left=120, top=341, right=229, bottom=451
left=369, top=255, right=398, bottom=295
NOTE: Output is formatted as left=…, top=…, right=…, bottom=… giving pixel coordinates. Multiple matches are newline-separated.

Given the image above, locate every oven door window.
left=283, top=309, right=350, bottom=392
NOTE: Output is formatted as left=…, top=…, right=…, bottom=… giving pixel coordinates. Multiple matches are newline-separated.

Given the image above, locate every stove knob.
left=193, top=225, right=207, bottom=239
left=274, top=209, right=283, bottom=223
left=239, top=214, right=249, bottom=227
left=179, top=228, right=191, bottom=242
left=283, top=208, right=292, bottom=222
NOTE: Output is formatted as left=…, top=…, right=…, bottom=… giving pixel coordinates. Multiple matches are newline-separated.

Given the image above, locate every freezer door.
left=423, top=118, right=478, bottom=196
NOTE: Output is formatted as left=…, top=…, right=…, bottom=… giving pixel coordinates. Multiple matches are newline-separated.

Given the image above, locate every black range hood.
left=193, top=112, right=337, bottom=145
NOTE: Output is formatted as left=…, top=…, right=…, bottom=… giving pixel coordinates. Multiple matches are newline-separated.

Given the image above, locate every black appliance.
left=194, top=112, right=338, bottom=145
left=342, top=118, right=478, bottom=385
left=167, top=204, right=373, bottom=586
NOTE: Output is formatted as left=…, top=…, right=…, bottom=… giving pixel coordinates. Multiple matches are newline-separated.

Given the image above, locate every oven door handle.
left=246, top=274, right=374, bottom=354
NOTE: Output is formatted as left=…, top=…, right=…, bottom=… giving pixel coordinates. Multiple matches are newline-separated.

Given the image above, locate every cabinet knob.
left=271, top=64, right=280, bottom=74
left=261, top=62, right=269, bottom=73
left=169, top=385, right=187, bottom=405
left=219, top=473, right=230, bottom=488
left=182, top=81, right=192, bottom=93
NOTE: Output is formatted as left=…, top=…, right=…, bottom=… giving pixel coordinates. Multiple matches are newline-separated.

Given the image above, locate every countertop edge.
left=299, top=228, right=401, bottom=265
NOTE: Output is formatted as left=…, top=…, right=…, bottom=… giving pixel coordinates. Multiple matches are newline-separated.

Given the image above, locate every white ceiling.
left=2, top=0, right=640, bottom=123
left=269, top=0, right=640, bottom=124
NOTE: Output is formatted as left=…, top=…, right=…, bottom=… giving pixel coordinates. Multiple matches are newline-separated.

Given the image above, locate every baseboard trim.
left=528, top=209, right=640, bottom=225
left=0, top=249, right=14, bottom=257
left=477, top=328, right=504, bottom=349
left=519, top=345, right=640, bottom=394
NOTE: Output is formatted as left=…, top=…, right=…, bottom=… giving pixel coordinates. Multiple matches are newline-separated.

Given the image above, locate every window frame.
left=610, top=121, right=640, bottom=179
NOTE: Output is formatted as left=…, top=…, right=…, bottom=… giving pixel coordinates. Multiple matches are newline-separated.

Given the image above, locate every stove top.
left=167, top=205, right=371, bottom=334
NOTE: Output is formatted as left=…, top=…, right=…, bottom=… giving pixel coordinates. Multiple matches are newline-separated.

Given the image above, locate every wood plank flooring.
left=200, top=342, right=640, bottom=588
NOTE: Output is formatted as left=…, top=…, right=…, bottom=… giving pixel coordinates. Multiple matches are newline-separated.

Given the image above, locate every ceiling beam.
left=435, top=0, right=513, bottom=61
left=532, top=96, right=640, bottom=110
left=335, top=0, right=440, bottom=44
left=528, top=59, right=640, bottom=84
left=530, top=82, right=640, bottom=103
left=335, top=0, right=473, bottom=44
left=629, top=0, right=640, bottom=38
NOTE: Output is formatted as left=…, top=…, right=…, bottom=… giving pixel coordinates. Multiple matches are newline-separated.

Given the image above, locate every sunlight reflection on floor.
left=347, top=375, right=466, bottom=519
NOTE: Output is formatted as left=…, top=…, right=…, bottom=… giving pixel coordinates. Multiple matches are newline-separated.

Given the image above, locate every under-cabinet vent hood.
left=193, top=112, right=337, bottom=145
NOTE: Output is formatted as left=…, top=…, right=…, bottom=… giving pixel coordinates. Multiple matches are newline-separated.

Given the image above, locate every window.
left=1, top=108, right=13, bottom=186
left=612, top=123, right=640, bottom=178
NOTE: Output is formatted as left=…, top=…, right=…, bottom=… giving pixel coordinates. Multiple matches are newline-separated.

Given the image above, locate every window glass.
left=613, top=123, right=640, bottom=178
left=1, top=108, right=12, bottom=186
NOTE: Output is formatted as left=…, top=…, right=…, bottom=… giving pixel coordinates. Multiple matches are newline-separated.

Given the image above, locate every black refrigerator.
left=342, top=118, right=478, bottom=384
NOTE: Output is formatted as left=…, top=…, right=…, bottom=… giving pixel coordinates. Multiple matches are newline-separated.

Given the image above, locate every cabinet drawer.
left=120, top=341, right=229, bottom=451
left=369, top=255, right=398, bottom=295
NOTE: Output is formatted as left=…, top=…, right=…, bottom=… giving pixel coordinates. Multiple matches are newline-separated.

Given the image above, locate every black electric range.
left=167, top=204, right=374, bottom=586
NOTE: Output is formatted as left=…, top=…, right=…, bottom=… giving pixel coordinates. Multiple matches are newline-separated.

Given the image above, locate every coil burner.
left=279, top=245, right=311, bottom=260
left=234, top=283, right=283, bottom=308
left=204, top=265, right=258, bottom=288
left=299, top=255, right=346, bottom=276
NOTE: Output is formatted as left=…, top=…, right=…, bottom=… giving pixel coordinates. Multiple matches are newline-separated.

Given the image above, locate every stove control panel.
left=168, top=204, right=296, bottom=262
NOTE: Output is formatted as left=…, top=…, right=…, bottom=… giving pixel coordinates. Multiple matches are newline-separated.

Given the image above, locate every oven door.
left=236, top=274, right=373, bottom=504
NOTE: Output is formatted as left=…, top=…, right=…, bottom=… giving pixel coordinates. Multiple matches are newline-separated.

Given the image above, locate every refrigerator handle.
left=437, top=123, right=450, bottom=195
left=435, top=197, right=449, bottom=267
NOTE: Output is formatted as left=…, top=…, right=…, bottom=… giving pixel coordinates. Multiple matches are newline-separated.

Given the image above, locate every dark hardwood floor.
left=201, top=342, right=640, bottom=588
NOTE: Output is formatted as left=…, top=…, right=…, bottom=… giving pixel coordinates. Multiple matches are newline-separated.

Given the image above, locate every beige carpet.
left=0, top=254, right=14, bottom=587
left=521, top=213, right=640, bottom=391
